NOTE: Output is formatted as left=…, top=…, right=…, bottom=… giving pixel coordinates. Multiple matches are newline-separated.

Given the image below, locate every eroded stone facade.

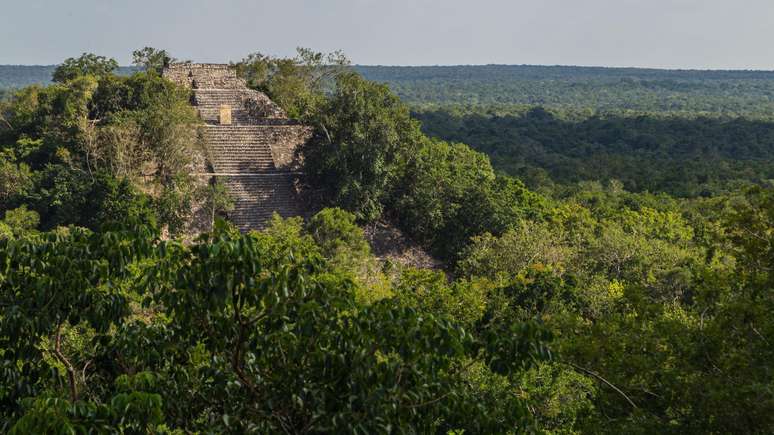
left=163, top=63, right=246, bottom=89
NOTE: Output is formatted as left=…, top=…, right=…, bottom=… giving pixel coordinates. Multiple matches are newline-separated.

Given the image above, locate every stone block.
left=219, top=105, right=232, bottom=125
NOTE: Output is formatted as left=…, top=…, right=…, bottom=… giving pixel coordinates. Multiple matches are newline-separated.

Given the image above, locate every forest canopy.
left=415, top=105, right=774, bottom=196
left=0, top=51, right=772, bottom=433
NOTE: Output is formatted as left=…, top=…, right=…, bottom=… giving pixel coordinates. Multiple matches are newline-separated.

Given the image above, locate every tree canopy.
left=52, top=53, right=119, bottom=83
left=0, top=49, right=772, bottom=433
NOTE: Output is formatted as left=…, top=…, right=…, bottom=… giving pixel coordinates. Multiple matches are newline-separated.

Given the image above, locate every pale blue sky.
left=2, top=0, right=774, bottom=69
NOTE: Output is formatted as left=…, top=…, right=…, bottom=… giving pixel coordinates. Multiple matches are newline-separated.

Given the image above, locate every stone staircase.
left=195, top=89, right=251, bottom=124
left=194, top=89, right=285, bottom=125
left=202, top=125, right=276, bottom=173
left=217, top=173, right=304, bottom=231
left=199, top=120, right=308, bottom=230
left=164, top=63, right=310, bottom=231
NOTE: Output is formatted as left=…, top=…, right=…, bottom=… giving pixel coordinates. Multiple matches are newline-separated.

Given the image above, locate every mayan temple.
left=162, top=63, right=312, bottom=231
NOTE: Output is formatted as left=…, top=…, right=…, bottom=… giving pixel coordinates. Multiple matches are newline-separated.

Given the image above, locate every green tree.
left=307, top=208, right=392, bottom=304
left=234, top=47, right=349, bottom=119
left=0, top=152, right=32, bottom=206
left=137, top=219, right=550, bottom=432
left=393, top=268, right=490, bottom=328
left=2, top=204, right=39, bottom=236
left=202, top=179, right=234, bottom=231
left=0, top=224, right=156, bottom=428
left=307, top=207, right=370, bottom=260
left=305, top=72, right=424, bottom=221
left=132, top=47, right=175, bottom=74
left=396, top=139, right=494, bottom=251
left=52, top=53, right=118, bottom=83
left=458, top=221, right=574, bottom=281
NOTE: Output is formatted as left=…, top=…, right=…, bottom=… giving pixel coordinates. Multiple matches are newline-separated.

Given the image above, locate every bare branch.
left=568, top=362, right=638, bottom=409
left=53, top=323, right=79, bottom=402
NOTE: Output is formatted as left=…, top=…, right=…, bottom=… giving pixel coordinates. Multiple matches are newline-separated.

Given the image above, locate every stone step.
left=203, top=125, right=304, bottom=132
left=192, top=89, right=288, bottom=125
left=209, top=154, right=274, bottom=159
left=204, top=132, right=277, bottom=172
left=215, top=174, right=304, bottom=230
left=208, top=143, right=273, bottom=148
left=210, top=155, right=274, bottom=161
left=198, top=109, right=254, bottom=120
left=211, top=164, right=274, bottom=173
left=204, top=136, right=274, bottom=142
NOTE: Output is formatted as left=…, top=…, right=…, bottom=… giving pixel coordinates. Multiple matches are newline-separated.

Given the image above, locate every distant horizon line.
left=2, top=63, right=774, bottom=73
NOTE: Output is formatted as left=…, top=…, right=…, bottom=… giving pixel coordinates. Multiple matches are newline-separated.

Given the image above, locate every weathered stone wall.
left=163, top=63, right=246, bottom=89
left=243, top=93, right=288, bottom=120
left=219, top=105, right=232, bottom=125
left=265, top=125, right=314, bottom=170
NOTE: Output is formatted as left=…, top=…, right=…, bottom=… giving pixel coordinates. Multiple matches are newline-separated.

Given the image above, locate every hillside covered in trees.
left=355, top=64, right=774, bottom=114
left=8, top=63, right=774, bottom=114
left=415, top=106, right=774, bottom=196
left=0, top=50, right=772, bottom=433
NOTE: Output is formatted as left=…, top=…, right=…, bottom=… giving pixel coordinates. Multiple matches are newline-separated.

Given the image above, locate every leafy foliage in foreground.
left=0, top=217, right=550, bottom=433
